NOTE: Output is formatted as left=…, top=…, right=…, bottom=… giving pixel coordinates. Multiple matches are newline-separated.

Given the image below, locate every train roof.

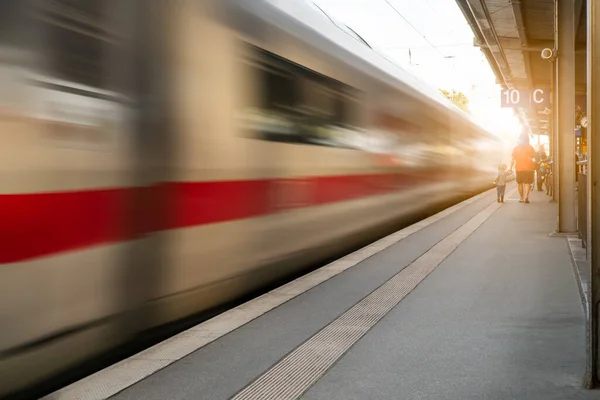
left=225, top=0, right=504, bottom=143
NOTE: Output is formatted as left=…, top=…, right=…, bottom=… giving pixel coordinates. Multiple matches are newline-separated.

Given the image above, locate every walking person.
left=511, top=134, right=536, bottom=203
left=494, top=164, right=508, bottom=203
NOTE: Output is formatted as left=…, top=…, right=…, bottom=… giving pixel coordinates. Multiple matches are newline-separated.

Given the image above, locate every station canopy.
left=455, top=0, right=587, bottom=136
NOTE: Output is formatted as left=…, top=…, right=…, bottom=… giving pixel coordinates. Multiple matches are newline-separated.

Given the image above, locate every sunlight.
left=311, top=0, right=527, bottom=144
left=471, top=106, right=522, bottom=142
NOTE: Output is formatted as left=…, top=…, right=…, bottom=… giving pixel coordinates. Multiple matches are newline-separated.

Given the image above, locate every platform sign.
left=500, top=88, right=550, bottom=108
left=501, top=89, right=527, bottom=108
left=531, top=89, right=550, bottom=108
left=538, top=107, right=551, bottom=115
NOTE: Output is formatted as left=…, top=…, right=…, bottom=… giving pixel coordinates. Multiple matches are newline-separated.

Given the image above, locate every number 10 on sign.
left=500, top=89, right=548, bottom=108
left=501, top=89, right=526, bottom=107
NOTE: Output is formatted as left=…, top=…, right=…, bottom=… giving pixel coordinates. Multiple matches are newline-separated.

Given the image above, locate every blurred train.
left=0, top=0, right=510, bottom=396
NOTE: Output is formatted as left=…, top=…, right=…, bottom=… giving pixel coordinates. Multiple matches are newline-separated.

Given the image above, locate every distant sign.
left=501, top=89, right=550, bottom=108
left=581, top=116, right=588, bottom=128
left=501, top=89, right=527, bottom=107
left=531, top=89, right=550, bottom=107
left=538, top=108, right=552, bottom=115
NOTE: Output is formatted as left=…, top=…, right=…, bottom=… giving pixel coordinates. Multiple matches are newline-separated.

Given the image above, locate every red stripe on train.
left=0, top=171, right=444, bottom=263
left=0, top=189, right=128, bottom=264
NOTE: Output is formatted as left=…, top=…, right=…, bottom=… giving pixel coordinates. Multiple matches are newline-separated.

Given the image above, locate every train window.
left=333, top=96, right=345, bottom=125
left=245, top=64, right=302, bottom=144
left=0, top=1, right=23, bottom=48
left=33, top=0, right=118, bottom=91
left=0, top=1, right=29, bottom=114
left=263, top=68, right=296, bottom=111
left=243, top=44, right=365, bottom=150
left=334, top=96, right=362, bottom=129
left=296, top=76, right=365, bottom=149
left=302, top=80, right=334, bottom=118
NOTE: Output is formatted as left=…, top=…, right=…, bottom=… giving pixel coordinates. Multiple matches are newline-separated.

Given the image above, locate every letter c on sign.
left=533, top=89, right=544, bottom=104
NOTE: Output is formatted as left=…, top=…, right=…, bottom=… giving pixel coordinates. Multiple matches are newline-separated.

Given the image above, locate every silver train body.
left=0, top=0, right=510, bottom=396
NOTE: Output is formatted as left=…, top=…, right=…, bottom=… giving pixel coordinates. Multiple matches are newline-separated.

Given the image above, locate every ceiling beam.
left=463, top=0, right=515, bottom=88
left=455, top=0, right=506, bottom=89
left=501, top=78, right=549, bottom=88
left=475, top=37, right=586, bottom=53
left=506, top=78, right=586, bottom=94
left=511, top=0, right=534, bottom=92
left=575, top=0, right=584, bottom=39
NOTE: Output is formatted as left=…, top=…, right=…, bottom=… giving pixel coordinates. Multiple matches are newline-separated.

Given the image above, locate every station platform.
left=45, top=184, right=593, bottom=400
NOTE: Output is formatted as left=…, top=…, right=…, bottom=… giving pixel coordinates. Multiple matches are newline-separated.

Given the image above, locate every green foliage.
left=440, top=89, right=470, bottom=114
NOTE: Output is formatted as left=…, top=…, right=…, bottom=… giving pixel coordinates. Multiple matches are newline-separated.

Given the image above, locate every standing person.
left=535, top=145, right=548, bottom=191
left=511, top=134, right=536, bottom=203
left=574, top=151, right=580, bottom=188
left=494, top=164, right=508, bottom=203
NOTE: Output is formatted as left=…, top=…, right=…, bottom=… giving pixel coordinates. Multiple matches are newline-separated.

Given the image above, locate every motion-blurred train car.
left=0, top=0, right=510, bottom=396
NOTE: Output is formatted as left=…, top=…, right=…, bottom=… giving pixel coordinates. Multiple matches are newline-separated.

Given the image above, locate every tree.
left=440, top=89, right=470, bottom=114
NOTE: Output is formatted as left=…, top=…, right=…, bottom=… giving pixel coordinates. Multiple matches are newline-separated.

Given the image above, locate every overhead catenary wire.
left=381, top=43, right=474, bottom=49
left=380, top=0, right=481, bottom=80
left=382, top=0, right=448, bottom=59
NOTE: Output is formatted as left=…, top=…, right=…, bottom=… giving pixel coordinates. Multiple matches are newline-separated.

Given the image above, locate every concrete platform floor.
left=55, top=186, right=595, bottom=400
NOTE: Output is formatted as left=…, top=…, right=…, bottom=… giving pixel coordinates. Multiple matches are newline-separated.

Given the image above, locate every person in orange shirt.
left=510, top=134, right=536, bottom=203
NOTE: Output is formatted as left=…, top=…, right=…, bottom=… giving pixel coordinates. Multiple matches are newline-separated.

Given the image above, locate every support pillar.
left=588, top=0, right=600, bottom=387
left=557, top=0, right=577, bottom=233
left=551, top=56, right=558, bottom=202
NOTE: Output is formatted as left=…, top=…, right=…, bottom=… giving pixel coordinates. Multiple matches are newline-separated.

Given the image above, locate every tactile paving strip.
left=230, top=187, right=517, bottom=400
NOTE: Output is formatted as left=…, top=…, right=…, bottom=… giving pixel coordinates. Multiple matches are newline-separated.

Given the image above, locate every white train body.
left=0, top=0, right=510, bottom=396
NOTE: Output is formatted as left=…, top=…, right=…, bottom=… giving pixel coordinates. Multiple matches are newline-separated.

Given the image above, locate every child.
left=494, top=164, right=507, bottom=203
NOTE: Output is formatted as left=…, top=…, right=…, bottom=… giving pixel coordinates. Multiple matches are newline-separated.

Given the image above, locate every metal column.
left=557, top=0, right=577, bottom=233
left=588, top=0, right=600, bottom=387
left=551, top=55, right=558, bottom=202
